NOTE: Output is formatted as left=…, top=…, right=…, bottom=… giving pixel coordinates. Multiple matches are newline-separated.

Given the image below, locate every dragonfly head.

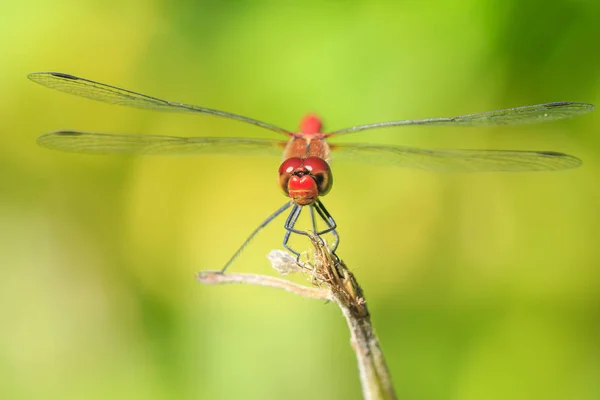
left=278, top=157, right=332, bottom=206
left=299, top=114, right=323, bottom=135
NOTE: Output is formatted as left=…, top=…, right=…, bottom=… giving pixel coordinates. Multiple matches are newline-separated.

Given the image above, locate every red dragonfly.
left=28, top=72, right=594, bottom=272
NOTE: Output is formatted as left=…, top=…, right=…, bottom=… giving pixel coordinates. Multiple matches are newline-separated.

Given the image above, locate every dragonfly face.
left=278, top=156, right=333, bottom=206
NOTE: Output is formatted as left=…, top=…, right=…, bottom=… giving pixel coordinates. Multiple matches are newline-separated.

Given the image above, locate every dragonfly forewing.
left=327, top=102, right=595, bottom=136
left=28, top=72, right=292, bottom=135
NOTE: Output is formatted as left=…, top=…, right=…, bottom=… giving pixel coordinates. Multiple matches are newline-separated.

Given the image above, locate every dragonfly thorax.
left=278, top=157, right=333, bottom=206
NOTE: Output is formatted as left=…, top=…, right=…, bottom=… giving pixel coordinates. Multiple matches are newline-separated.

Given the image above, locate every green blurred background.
left=2, top=0, right=599, bottom=399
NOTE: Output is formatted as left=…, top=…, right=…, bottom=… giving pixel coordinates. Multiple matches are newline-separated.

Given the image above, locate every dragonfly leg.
left=329, top=229, right=340, bottom=253
left=312, top=199, right=339, bottom=252
left=283, top=200, right=340, bottom=259
left=219, top=201, right=293, bottom=273
left=309, top=205, right=318, bottom=233
left=312, top=199, right=337, bottom=234
left=283, top=204, right=303, bottom=257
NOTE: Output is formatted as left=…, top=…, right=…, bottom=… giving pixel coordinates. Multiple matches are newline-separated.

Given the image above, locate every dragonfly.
left=28, top=72, right=594, bottom=272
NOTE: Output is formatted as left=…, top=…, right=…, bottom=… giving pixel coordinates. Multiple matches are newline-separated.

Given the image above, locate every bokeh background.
left=2, top=1, right=599, bottom=399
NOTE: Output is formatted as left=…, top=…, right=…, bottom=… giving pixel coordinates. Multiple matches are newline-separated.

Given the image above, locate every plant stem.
left=197, top=235, right=397, bottom=400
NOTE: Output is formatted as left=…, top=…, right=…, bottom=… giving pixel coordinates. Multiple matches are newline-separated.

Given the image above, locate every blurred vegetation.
left=1, top=1, right=599, bottom=399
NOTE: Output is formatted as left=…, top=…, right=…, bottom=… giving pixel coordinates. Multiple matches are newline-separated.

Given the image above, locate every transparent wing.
left=331, top=143, right=581, bottom=172
left=38, top=131, right=286, bottom=156
left=327, top=102, right=595, bottom=136
left=28, top=72, right=292, bottom=136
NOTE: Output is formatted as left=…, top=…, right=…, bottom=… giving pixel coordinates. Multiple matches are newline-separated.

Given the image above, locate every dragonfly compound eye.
left=304, top=157, right=333, bottom=196
left=278, top=157, right=304, bottom=195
